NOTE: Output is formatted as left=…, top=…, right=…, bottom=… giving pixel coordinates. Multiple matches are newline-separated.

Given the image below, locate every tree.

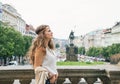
left=86, top=47, right=103, bottom=57
left=0, top=26, right=18, bottom=64
left=0, top=23, right=27, bottom=65
left=13, top=31, right=25, bottom=63
left=78, top=47, right=85, bottom=55
left=55, top=43, right=60, bottom=49
left=23, top=35, right=33, bottom=55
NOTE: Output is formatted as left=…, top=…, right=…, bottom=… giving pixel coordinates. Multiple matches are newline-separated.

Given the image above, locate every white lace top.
left=42, top=48, right=58, bottom=75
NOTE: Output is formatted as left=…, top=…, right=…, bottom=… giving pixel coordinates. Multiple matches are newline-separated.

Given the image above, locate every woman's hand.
left=50, top=75, right=56, bottom=83
left=49, top=74, right=58, bottom=84
left=54, top=74, right=58, bottom=80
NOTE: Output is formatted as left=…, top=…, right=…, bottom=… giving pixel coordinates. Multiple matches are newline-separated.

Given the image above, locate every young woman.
left=27, top=25, right=58, bottom=84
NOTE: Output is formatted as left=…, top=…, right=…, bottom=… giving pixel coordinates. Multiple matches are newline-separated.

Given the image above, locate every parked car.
left=8, top=61, right=18, bottom=66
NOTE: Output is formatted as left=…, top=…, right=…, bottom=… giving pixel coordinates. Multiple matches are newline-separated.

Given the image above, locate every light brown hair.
left=27, top=25, right=54, bottom=65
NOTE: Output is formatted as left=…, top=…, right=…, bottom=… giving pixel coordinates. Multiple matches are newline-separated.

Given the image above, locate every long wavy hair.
left=27, top=25, right=54, bottom=65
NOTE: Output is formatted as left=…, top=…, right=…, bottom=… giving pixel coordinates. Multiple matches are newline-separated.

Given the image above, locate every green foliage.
left=111, top=44, right=120, bottom=54
left=0, top=23, right=33, bottom=58
left=74, top=46, right=78, bottom=54
left=23, top=35, right=33, bottom=54
left=0, top=26, right=15, bottom=56
left=86, top=47, right=96, bottom=56
left=86, top=43, right=120, bottom=58
left=55, top=43, right=60, bottom=49
left=78, top=47, right=85, bottom=55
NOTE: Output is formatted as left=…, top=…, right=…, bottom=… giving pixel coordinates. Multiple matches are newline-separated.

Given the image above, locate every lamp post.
left=81, top=35, right=85, bottom=55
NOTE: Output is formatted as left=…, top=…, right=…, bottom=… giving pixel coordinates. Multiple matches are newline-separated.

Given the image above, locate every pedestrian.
left=27, top=24, right=58, bottom=84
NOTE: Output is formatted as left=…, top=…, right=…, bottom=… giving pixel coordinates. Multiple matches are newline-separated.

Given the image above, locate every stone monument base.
left=66, top=45, right=78, bottom=61
left=66, top=55, right=78, bottom=61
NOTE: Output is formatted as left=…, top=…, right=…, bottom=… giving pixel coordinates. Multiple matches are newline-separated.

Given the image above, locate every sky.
left=1, top=0, right=120, bottom=39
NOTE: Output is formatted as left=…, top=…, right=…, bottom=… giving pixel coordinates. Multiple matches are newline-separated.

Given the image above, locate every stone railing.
left=0, top=66, right=120, bottom=84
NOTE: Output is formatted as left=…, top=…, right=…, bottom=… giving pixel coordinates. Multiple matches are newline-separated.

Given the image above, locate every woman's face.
left=44, top=27, right=53, bottom=40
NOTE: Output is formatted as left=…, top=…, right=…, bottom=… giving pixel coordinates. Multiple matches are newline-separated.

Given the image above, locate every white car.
left=8, top=61, right=18, bottom=65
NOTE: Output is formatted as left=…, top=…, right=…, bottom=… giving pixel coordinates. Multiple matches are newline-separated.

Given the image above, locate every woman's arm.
left=34, top=47, right=46, bottom=69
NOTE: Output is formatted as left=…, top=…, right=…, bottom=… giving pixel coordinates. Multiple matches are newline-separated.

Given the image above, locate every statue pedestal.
left=66, top=46, right=78, bottom=61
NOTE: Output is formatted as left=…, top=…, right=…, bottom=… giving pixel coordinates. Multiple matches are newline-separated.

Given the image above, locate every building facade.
left=1, top=3, right=36, bottom=37
left=111, top=22, right=120, bottom=44
left=74, top=22, right=120, bottom=50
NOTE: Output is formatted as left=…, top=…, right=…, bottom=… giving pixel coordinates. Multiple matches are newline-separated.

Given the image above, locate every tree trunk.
left=3, top=56, right=7, bottom=66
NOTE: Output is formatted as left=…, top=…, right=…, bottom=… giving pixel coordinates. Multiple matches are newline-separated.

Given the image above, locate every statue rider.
left=69, top=30, right=74, bottom=46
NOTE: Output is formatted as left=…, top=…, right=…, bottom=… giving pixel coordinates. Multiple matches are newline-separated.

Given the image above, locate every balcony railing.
left=0, top=65, right=120, bottom=84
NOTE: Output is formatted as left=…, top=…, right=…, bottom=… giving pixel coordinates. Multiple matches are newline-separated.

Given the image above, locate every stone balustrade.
left=0, top=65, right=120, bottom=84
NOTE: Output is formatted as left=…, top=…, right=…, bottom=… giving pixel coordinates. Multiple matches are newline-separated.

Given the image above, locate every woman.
left=27, top=25, right=58, bottom=84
